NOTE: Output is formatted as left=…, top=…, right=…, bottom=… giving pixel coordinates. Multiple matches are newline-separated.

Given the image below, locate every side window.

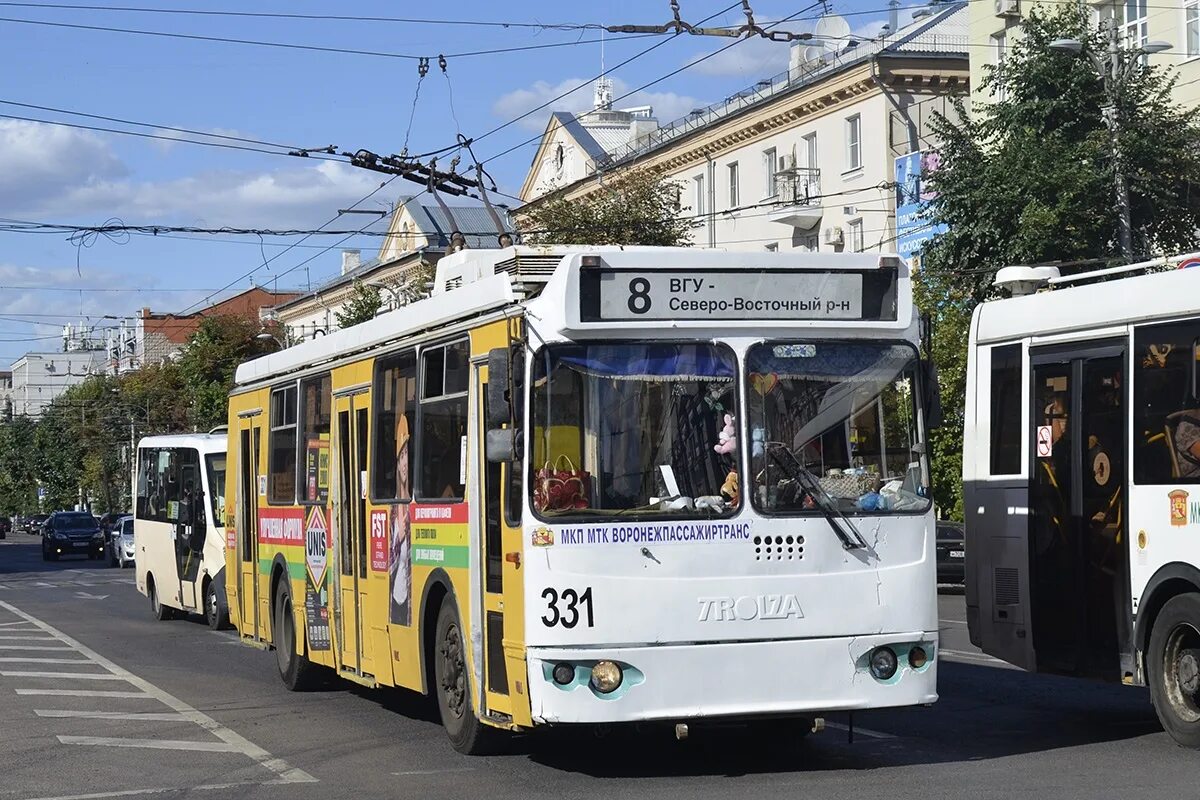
left=156, top=449, right=181, bottom=523
left=300, top=374, right=332, bottom=504
left=1135, top=320, right=1200, bottom=483
left=136, top=448, right=153, bottom=520
left=417, top=340, right=469, bottom=500
left=372, top=351, right=417, bottom=502
left=504, top=348, right=525, bottom=526
left=269, top=385, right=298, bottom=504
left=178, top=448, right=204, bottom=527
left=989, top=343, right=1022, bottom=475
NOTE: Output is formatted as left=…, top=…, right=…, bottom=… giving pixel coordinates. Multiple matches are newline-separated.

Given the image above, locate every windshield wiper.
left=766, top=444, right=869, bottom=550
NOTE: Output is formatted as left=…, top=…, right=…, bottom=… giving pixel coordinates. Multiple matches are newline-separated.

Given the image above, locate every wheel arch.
left=418, top=568, right=455, bottom=696
left=1136, top=562, right=1200, bottom=658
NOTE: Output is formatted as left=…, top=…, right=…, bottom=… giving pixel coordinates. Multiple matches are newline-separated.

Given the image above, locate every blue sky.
left=0, top=0, right=906, bottom=367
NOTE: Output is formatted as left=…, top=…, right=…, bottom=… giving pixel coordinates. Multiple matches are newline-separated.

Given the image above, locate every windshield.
left=746, top=341, right=929, bottom=515
left=531, top=343, right=740, bottom=518
left=206, top=454, right=226, bottom=528
left=55, top=514, right=97, bottom=531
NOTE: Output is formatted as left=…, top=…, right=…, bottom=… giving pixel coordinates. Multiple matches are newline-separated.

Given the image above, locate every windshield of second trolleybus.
left=531, top=343, right=739, bottom=518
left=746, top=341, right=929, bottom=515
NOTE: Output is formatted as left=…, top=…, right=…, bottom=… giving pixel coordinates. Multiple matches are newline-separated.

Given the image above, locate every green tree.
left=0, top=416, right=39, bottom=514
left=521, top=167, right=697, bottom=246
left=335, top=279, right=383, bottom=329
left=177, top=315, right=276, bottom=431
left=916, top=6, right=1200, bottom=517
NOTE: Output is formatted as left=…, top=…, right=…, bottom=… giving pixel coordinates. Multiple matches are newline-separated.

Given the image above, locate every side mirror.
left=486, top=428, right=523, bottom=464
left=487, top=348, right=511, bottom=428
left=922, top=359, right=943, bottom=431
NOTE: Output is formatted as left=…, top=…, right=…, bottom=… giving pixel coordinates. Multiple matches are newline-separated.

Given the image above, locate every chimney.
left=888, top=0, right=899, bottom=34
left=341, top=249, right=362, bottom=275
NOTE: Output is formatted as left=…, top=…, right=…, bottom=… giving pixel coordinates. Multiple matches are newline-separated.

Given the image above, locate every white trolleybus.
left=964, top=259, right=1200, bottom=747
left=134, top=433, right=229, bottom=629
left=225, top=246, right=941, bottom=754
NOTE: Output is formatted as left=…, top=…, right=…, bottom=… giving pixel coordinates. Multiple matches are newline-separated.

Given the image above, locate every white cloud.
left=689, top=37, right=792, bottom=78
left=148, top=126, right=256, bottom=155
left=492, top=76, right=703, bottom=132
left=0, top=120, right=127, bottom=213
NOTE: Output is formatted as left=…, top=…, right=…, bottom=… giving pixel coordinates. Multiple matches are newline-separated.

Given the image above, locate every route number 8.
left=627, top=278, right=652, bottom=315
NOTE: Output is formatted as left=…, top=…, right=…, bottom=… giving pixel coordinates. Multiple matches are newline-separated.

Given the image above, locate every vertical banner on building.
left=894, top=151, right=948, bottom=264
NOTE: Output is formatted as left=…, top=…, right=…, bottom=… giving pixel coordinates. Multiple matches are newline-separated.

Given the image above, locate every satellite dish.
left=801, top=44, right=827, bottom=64
left=812, top=13, right=852, bottom=53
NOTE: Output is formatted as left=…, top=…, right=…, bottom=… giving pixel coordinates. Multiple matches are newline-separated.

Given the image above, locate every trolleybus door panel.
left=476, top=365, right=513, bottom=719
left=333, top=394, right=373, bottom=676
left=236, top=420, right=263, bottom=641
left=1029, top=344, right=1126, bottom=679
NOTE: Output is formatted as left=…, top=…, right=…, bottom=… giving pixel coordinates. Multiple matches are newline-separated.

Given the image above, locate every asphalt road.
left=1, top=534, right=1197, bottom=800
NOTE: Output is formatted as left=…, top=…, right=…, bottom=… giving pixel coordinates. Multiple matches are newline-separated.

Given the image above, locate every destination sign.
left=579, top=267, right=896, bottom=323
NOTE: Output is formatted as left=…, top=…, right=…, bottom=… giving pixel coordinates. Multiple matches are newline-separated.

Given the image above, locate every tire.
left=273, top=581, right=318, bottom=691
left=1148, top=593, right=1200, bottom=748
left=205, top=578, right=229, bottom=631
left=149, top=579, right=174, bottom=621
left=433, top=597, right=497, bottom=755
left=109, top=547, right=118, bottom=567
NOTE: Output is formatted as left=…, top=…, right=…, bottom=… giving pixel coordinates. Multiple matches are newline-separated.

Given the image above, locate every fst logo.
left=1170, top=489, right=1190, bottom=527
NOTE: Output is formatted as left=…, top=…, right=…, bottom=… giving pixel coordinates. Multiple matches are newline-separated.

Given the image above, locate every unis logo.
left=1170, top=489, right=1190, bottom=527
left=697, top=594, right=804, bottom=622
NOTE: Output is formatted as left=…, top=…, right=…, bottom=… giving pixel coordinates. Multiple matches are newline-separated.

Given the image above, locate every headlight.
left=590, top=661, right=623, bottom=694
left=53, top=532, right=68, bottom=540
left=869, top=647, right=898, bottom=681
left=92, top=532, right=103, bottom=541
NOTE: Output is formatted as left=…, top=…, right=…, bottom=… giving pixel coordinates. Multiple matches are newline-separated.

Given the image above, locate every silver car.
left=107, top=516, right=135, bottom=568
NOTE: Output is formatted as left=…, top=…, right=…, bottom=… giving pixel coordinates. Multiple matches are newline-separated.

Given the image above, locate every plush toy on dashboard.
left=720, top=470, right=740, bottom=507
left=714, top=414, right=737, bottom=455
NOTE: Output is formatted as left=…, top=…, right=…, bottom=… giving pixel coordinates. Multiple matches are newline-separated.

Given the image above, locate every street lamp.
left=1049, top=27, right=1172, bottom=260
left=365, top=281, right=401, bottom=312
left=255, top=332, right=285, bottom=349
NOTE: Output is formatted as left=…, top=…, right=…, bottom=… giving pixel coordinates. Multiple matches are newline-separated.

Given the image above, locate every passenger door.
left=333, top=393, right=373, bottom=676
left=1028, top=343, right=1127, bottom=679
left=235, top=420, right=263, bottom=641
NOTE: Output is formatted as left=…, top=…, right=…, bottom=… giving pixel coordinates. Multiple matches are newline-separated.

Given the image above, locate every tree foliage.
left=521, top=167, right=697, bottom=246
left=335, top=279, right=383, bottom=329
left=177, top=315, right=275, bottom=431
left=916, top=6, right=1200, bottom=518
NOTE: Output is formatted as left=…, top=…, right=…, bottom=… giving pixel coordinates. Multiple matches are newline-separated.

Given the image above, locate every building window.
left=417, top=340, right=469, bottom=500
left=989, top=344, right=1022, bottom=475
left=845, top=115, right=862, bottom=172
left=802, top=133, right=818, bottom=169
left=763, top=147, right=777, bottom=197
left=1188, top=0, right=1200, bottom=57
left=847, top=218, right=864, bottom=253
left=372, top=350, right=417, bottom=502
left=1124, top=0, right=1148, bottom=51
left=299, top=373, right=331, bottom=505
left=268, top=384, right=298, bottom=504
left=728, top=162, right=739, bottom=208
left=694, top=174, right=705, bottom=215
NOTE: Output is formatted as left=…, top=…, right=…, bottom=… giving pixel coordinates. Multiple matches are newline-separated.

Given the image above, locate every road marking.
left=0, top=635, right=59, bottom=641
left=824, top=721, right=896, bottom=739
left=37, top=709, right=189, bottom=721
left=16, top=689, right=153, bottom=698
left=940, top=647, right=1015, bottom=667
left=74, top=592, right=110, bottom=600
left=18, top=778, right=294, bottom=800
left=0, top=620, right=38, bottom=627
left=59, top=735, right=246, bottom=752
left=0, top=644, right=75, bottom=651
left=0, top=670, right=124, bottom=680
left=391, top=768, right=477, bottom=776
left=938, top=619, right=968, bottom=625
left=0, top=657, right=93, bottom=664
left=0, top=599, right=317, bottom=785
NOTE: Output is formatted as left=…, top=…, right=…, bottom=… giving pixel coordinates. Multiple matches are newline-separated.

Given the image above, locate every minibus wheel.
left=205, top=577, right=229, bottom=631
left=1149, top=593, right=1200, bottom=749
left=148, top=577, right=173, bottom=621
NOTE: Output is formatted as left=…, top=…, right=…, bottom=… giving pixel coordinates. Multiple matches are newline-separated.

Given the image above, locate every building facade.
left=10, top=349, right=106, bottom=417
left=970, top=0, right=1200, bottom=108
left=104, top=286, right=299, bottom=375
left=277, top=195, right=514, bottom=342
left=521, top=6, right=968, bottom=256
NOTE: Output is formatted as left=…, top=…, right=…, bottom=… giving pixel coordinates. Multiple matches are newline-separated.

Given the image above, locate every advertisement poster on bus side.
left=304, top=506, right=331, bottom=651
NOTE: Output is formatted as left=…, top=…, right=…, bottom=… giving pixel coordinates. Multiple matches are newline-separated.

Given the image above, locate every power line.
left=0, top=15, right=652, bottom=62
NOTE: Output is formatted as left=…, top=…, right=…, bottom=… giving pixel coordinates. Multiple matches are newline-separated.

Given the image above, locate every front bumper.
left=526, top=632, right=938, bottom=725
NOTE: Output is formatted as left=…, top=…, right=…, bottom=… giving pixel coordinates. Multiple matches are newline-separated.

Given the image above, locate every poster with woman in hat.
left=389, top=414, right=412, bottom=625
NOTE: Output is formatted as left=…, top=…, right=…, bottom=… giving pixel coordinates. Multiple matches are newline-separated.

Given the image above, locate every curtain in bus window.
left=1135, top=320, right=1200, bottom=483
left=301, top=374, right=332, bottom=504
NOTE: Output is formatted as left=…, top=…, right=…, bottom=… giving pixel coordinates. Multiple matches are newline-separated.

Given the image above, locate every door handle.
left=505, top=552, right=521, bottom=569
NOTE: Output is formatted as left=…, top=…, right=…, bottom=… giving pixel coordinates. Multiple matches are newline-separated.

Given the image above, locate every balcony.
left=768, top=167, right=822, bottom=229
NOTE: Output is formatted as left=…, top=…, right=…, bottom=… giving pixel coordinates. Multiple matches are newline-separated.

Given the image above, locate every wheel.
left=273, top=581, right=318, bottom=691
left=1149, top=593, right=1200, bottom=748
left=109, top=547, right=118, bottom=567
left=433, top=597, right=497, bottom=755
left=205, top=579, right=229, bottom=631
left=149, top=579, right=174, bottom=621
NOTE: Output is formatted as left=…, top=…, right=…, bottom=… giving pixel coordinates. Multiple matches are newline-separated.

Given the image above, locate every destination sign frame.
left=578, top=266, right=898, bottom=323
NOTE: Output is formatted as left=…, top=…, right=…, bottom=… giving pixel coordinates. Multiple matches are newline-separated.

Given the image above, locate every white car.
left=108, top=516, right=135, bottom=568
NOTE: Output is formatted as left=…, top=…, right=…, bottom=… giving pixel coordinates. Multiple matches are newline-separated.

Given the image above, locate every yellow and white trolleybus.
left=225, top=246, right=941, bottom=753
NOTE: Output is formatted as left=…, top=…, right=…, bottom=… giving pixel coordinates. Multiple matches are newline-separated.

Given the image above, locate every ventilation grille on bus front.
left=754, top=534, right=803, bottom=562
left=994, top=567, right=1020, bottom=606
left=494, top=254, right=561, bottom=279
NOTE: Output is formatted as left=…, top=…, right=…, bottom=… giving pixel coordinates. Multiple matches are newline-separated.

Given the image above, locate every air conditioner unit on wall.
left=778, top=153, right=797, bottom=171
left=995, top=0, right=1019, bottom=18
left=823, top=226, right=844, bottom=246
